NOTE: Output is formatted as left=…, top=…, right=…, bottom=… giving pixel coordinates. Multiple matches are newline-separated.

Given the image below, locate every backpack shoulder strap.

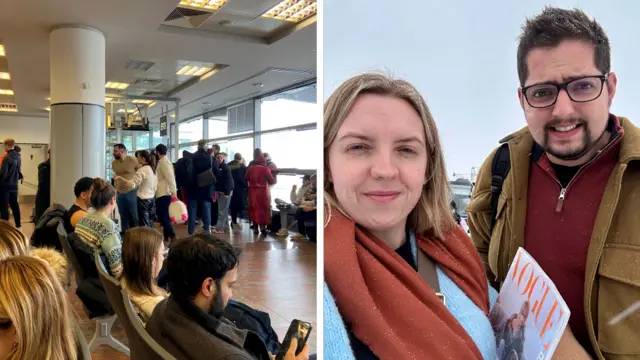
left=489, top=143, right=511, bottom=234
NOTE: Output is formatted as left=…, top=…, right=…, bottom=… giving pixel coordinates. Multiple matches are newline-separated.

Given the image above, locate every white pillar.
left=49, top=26, right=106, bottom=207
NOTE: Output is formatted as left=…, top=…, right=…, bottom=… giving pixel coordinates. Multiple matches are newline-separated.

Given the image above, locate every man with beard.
left=112, top=143, right=139, bottom=232
left=468, top=7, right=640, bottom=359
left=146, top=235, right=310, bottom=360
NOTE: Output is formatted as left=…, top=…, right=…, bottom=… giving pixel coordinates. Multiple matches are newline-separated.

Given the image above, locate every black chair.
left=56, top=223, right=129, bottom=355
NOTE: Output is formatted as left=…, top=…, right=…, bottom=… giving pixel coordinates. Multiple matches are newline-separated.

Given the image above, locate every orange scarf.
left=324, top=209, right=490, bottom=359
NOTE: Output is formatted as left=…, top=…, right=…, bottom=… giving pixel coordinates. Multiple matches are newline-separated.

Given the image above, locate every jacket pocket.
left=597, top=243, right=640, bottom=357
left=489, top=194, right=511, bottom=284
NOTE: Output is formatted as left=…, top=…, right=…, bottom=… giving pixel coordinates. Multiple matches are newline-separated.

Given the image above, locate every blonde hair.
left=0, top=256, right=77, bottom=360
left=0, top=220, right=29, bottom=259
left=324, top=73, right=455, bottom=239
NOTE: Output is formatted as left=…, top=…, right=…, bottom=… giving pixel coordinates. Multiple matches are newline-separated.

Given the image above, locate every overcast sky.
left=323, top=0, right=640, bottom=178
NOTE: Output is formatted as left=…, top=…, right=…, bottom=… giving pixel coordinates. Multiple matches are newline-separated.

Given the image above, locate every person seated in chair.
left=146, top=234, right=309, bottom=360
left=291, top=174, right=317, bottom=241
left=64, top=177, right=94, bottom=233
left=275, top=175, right=311, bottom=238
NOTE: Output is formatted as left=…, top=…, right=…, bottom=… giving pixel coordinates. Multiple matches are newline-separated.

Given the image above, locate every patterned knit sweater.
left=75, top=211, right=123, bottom=278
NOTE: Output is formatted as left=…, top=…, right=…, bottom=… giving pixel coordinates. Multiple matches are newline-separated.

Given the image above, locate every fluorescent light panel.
left=178, top=0, right=227, bottom=11
left=0, top=103, right=17, bottom=112
left=263, top=0, right=316, bottom=22
left=0, top=89, right=13, bottom=96
left=0, top=72, right=10, bottom=80
left=105, top=82, right=129, bottom=90
left=132, top=99, right=155, bottom=104
left=0, top=45, right=5, bottom=56
left=176, top=65, right=213, bottom=76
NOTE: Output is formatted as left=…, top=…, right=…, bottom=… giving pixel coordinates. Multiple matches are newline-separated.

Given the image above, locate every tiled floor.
left=17, top=204, right=317, bottom=358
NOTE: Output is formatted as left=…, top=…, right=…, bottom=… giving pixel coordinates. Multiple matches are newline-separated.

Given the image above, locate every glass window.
left=260, top=128, right=318, bottom=170
left=213, top=137, right=254, bottom=163
left=152, top=129, right=168, bottom=148
left=206, top=108, right=229, bottom=139
left=135, top=132, right=150, bottom=151
left=259, top=84, right=317, bottom=131
left=269, top=174, right=308, bottom=208
left=178, top=117, right=203, bottom=145
left=121, top=133, right=134, bottom=156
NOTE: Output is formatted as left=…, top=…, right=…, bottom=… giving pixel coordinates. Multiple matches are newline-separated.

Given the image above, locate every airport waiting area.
left=0, top=0, right=317, bottom=359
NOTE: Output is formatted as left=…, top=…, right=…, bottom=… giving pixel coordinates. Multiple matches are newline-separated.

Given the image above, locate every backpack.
left=223, top=299, right=281, bottom=354
left=490, top=143, right=511, bottom=234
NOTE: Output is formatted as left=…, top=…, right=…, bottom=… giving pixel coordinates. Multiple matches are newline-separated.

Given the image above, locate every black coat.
left=0, top=150, right=21, bottom=191
left=35, top=159, right=51, bottom=222
left=186, top=149, right=218, bottom=201
left=228, top=161, right=247, bottom=211
left=215, top=161, right=234, bottom=196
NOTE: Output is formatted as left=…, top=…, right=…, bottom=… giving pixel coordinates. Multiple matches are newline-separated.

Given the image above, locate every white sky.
left=323, top=0, right=640, bottom=178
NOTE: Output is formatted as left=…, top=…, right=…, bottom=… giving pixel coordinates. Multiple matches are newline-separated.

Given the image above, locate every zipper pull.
left=556, top=188, right=566, bottom=212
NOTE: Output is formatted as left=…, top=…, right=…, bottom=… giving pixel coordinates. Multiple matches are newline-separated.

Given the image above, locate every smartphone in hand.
left=274, top=319, right=312, bottom=360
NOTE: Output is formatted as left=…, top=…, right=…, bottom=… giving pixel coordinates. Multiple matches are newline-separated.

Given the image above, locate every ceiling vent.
left=165, top=7, right=210, bottom=21
left=124, top=60, right=155, bottom=71
left=131, top=78, right=164, bottom=87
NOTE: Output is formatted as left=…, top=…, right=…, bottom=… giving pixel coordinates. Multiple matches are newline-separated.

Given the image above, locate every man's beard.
left=114, top=153, right=121, bottom=160
left=208, top=281, right=226, bottom=319
left=541, top=117, right=594, bottom=161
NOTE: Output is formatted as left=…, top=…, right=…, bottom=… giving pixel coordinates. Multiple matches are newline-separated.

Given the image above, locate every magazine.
left=489, top=247, right=570, bottom=360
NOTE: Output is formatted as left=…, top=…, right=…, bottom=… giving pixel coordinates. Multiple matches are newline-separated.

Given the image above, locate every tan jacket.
left=112, top=156, right=139, bottom=193
left=467, top=117, right=640, bottom=360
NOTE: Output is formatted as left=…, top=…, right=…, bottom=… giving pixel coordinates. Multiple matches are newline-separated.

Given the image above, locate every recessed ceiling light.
left=0, top=72, right=10, bottom=80
left=262, top=0, right=317, bottom=22
left=170, top=114, right=176, bottom=118
left=178, top=0, right=227, bottom=11
left=177, top=65, right=213, bottom=77
left=105, top=82, right=129, bottom=90
left=0, top=89, right=14, bottom=96
left=0, top=45, right=5, bottom=57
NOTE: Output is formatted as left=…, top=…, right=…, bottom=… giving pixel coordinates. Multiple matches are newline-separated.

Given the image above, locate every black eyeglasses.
left=522, top=74, right=608, bottom=108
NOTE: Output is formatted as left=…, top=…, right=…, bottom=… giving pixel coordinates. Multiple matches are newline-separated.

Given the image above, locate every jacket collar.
left=501, top=114, right=640, bottom=165
left=170, top=295, right=248, bottom=348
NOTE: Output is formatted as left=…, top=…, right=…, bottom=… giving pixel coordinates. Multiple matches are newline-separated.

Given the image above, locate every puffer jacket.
left=467, top=116, right=640, bottom=359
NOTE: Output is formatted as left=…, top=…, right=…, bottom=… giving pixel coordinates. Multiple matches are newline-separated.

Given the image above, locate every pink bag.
left=169, top=198, right=188, bottom=225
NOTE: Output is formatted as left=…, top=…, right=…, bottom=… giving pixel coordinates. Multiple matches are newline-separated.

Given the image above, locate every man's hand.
left=113, top=175, right=121, bottom=181
left=171, top=193, right=178, bottom=201
left=552, top=327, right=592, bottom=360
left=292, top=184, right=297, bottom=191
left=282, top=338, right=310, bottom=360
left=294, top=200, right=301, bottom=206
left=224, top=194, right=229, bottom=199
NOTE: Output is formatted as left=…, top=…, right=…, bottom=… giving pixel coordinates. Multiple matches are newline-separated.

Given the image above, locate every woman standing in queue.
left=245, top=155, right=275, bottom=235
left=115, top=150, right=158, bottom=227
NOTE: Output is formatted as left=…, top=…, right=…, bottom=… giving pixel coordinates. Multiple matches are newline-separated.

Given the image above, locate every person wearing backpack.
left=467, top=8, right=640, bottom=360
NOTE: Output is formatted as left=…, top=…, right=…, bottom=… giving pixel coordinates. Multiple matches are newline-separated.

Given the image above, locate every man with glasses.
left=468, top=7, right=640, bottom=359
